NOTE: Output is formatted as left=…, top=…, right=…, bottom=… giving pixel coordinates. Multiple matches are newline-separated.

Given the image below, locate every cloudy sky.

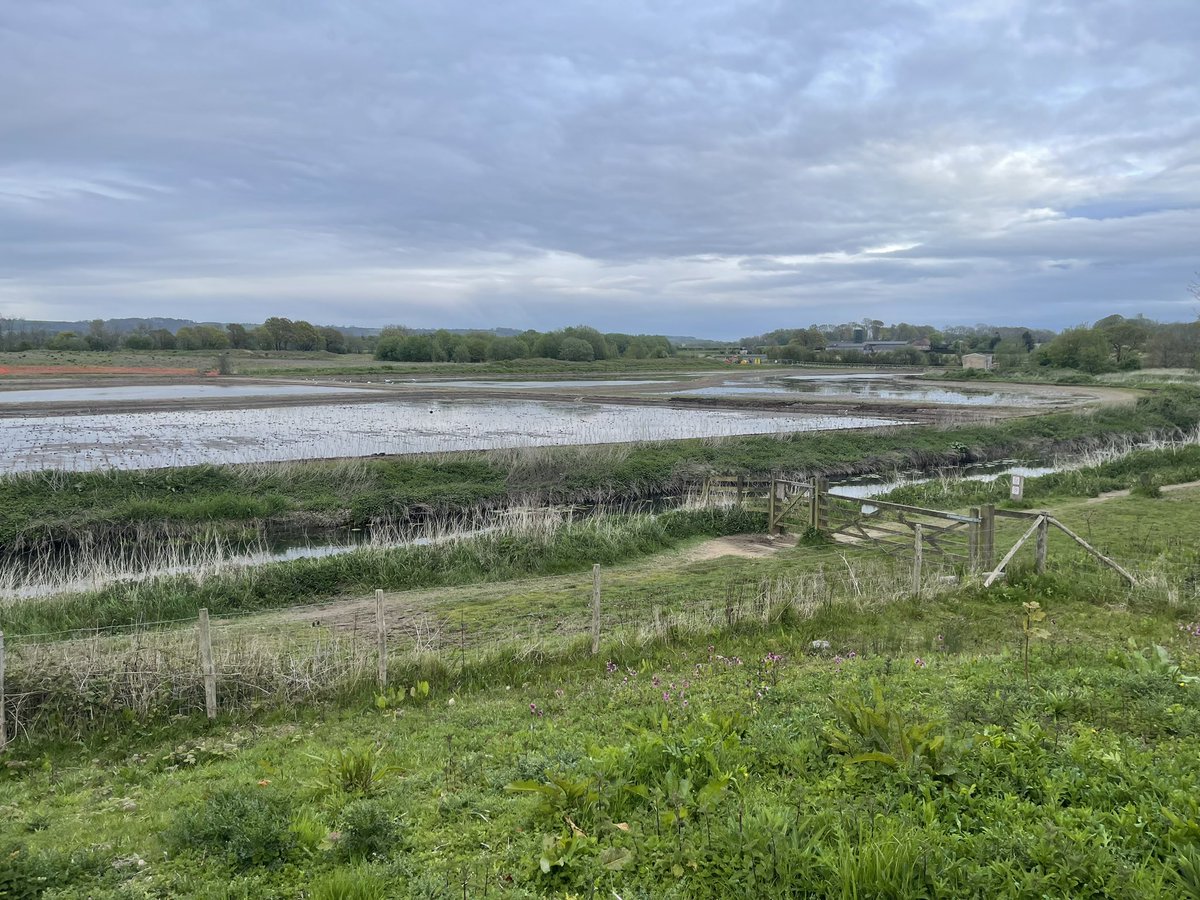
left=1, top=1, right=1197, bottom=337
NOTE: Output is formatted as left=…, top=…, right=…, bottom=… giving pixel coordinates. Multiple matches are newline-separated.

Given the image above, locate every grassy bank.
left=2, top=564, right=1197, bottom=897
left=0, top=507, right=764, bottom=637
left=4, top=388, right=1198, bottom=552
left=882, top=438, right=1200, bottom=510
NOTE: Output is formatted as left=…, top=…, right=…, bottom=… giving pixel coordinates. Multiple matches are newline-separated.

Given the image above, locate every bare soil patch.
left=1084, top=479, right=1200, bottom=504
left=680, top=533, right=791, bottom=562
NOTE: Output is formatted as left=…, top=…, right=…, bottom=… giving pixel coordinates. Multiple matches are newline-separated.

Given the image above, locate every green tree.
left=531, top=331, right=563, bottom=359
left=1038, top=326, right=1112, bottom=373
left=46, top=331, right=86, bottom=351
left=85, top=319, right=116, bottom=351
left=226, top=323, right=254, bottom=349
left=318, top=327, right=346, bottom=353
left=485, top=336, right=528, bottom=361
left=259, top=317, right=295, bottom=351
left=559, top=337, right=595, bottom=361
left=563, top=325, right=609, bottom=360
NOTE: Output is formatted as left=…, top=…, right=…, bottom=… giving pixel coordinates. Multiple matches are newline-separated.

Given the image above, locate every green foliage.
left=309, top=866, right=388, bottom=900
left=166, top=786, right=297, bottom=870
left=1130, top=472, right=1162, bottom=498
left=375, top=680, right=430, bottom=710
left=0, top=843, right=112, bottom=898
left=825, top=679, right=961, bottom=779
left=1116, top=640, right=1200, bottom=687
left=333, top=799, right=402, bottom=861
left=0, top=507, right=765, bottom=635
left=1021, top=600, right=1050, bottom=687
left=321, top=745, right=396, bottom=797
left=885, top=439, right=1200, bottom=510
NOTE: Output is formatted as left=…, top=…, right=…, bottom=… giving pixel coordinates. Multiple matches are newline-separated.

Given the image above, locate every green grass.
left=236, top=355, right=732, bottom=378
left=4, top=387, right=1197, bottom=552
left=2, top=483, right=1200, bottom=896
left=882, top=442, right=1200, bottom=511
left=2, top=571, right=1198, bottom=897
left=0, top=507, right=765, bottom=637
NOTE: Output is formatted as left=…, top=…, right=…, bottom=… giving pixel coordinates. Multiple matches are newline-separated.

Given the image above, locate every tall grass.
left=882, top=430, right=1200, bottom=509
left=0, top=506, right=765, bottom=638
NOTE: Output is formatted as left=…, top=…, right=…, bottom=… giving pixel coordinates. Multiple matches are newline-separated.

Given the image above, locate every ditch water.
left=2, top=460, right=1059, bottom=600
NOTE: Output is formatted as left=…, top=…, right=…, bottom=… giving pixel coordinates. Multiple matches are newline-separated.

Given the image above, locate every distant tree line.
left=743, top=314, right=1200, bottom=373
left=373, top=325, right=673, bottom=363
left=0, top=317, right=369, bottom=354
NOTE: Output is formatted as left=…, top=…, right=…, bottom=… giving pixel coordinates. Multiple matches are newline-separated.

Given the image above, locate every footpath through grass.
left=0, top=507, right=764, bottom=638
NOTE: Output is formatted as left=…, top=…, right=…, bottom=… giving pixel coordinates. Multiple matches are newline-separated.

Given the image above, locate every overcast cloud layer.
left=1, top=0, right=1198, bottom=336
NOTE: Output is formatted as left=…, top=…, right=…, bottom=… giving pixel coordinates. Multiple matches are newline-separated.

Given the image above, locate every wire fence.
left=0, top=511, right=1195, bottom=748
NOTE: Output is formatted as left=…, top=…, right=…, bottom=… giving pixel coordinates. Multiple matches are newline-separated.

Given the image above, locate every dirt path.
left=1084, top=479, right=1200, bottom=504
left=246, top=533, right=790, bottom=633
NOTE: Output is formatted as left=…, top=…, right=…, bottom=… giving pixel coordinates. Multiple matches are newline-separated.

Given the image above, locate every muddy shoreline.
left=0, top=372, right=1133, bottom=424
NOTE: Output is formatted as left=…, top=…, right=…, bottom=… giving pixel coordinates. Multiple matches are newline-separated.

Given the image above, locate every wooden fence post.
left=375, top=589, right=388, bottom=688
left=198, top=609, right=217, bottom=720
left=810, top=478, right=823, bottom=531
left=0, top=630, right=6, bottom=752
left=768, top=477, right=777, bottom=534
left=912, top=524, right=923, bottom=597
left=590, top=564, right=602, bottom=655
left=1035, top=516, right=1049, bottom=574
left=980, top=505, right=996, bottom=569
left=968, top=507, right=980, bottom=571
left=736, top=475, right=744, bottom=508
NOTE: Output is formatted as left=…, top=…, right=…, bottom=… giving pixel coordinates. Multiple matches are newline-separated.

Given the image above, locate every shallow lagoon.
left=0, top=398, right=903, bottom=474
left=671, top=376, right=1056, bottom=406
left=0, top=383, right=380, bottom=405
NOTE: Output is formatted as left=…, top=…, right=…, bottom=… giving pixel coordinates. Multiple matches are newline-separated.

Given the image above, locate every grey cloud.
left=1, top=0, right=1198, bottom=334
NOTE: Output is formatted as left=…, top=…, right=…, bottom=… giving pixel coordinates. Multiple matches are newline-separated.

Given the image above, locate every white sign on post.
left=1010, top=474, right=1024, bottom=500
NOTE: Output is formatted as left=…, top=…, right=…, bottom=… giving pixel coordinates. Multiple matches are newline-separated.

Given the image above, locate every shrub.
left=334, top=798, right=402, bottom=861
left=166, top=786, right=297, bottom=870
left=322, top=745, right=396, bottom=796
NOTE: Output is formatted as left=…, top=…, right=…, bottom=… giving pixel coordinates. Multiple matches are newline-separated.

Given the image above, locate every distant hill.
left=1, top=317, right=210, bottom=335
left=667, top=335, right=730, bottom=347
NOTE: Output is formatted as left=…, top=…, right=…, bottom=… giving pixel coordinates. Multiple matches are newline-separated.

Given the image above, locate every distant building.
left=962, top=352, right=994, bottom=371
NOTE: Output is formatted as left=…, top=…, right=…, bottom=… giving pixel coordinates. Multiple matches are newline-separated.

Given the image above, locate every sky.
left=1, top=1, right=1198, bottom=338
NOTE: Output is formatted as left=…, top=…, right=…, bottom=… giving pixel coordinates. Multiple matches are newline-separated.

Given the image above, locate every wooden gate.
left=768, top=479, right=819, bottom=534
left=819, top=490, right=983, bottom=569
